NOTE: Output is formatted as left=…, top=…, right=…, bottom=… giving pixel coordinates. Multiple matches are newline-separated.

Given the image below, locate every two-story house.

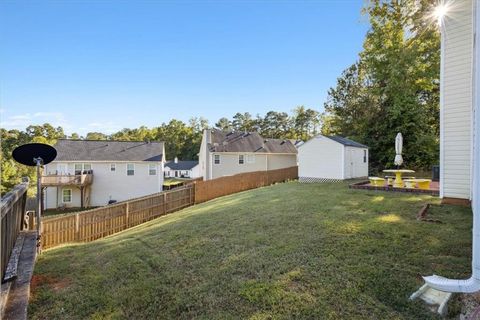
left=42, top=139, right=165, bottom=209
left=198, top=129, right=297, bottom=180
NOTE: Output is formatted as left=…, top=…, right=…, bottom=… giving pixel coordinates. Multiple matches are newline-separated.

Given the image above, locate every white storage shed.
left=298, top=135, right=368, bottom=182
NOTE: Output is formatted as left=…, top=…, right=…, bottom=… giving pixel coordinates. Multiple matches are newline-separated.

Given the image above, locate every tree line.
left=1, top=106, right=321, bottom=194
left=321, top=0, right=440, bottom=170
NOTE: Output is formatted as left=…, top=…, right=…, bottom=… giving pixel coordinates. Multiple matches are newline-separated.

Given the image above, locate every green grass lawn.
left=29, top=181, right=472, bottom=319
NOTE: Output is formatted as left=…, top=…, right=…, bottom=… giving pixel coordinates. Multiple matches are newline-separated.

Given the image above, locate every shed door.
left=349, top=150, right=355, bottom=178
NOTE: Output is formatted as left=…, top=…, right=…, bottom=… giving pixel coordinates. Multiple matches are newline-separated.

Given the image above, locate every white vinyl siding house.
left=298, top=135, right=368, bottom=181
left=441, top=0, right=474, bottom=201
left=164, top=159, right=201, bottom=179
left=43, top=140, right=165, bottom=209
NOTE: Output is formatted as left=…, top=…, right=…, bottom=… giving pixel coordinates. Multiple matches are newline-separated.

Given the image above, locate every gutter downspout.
left=421, top=0, right=480, bottom=294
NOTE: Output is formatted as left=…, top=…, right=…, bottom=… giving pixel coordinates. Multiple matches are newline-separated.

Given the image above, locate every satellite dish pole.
left=34, top=157, right=43, bottom=240
left=12, top=143, right=57, bottom=251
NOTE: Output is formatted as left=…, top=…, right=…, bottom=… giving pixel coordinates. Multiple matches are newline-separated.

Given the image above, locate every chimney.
left=204, top=129, right=212, bottom=144
left=174, top=157, right=178, bottom=163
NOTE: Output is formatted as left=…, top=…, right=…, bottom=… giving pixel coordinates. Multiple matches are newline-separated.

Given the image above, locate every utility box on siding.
left=298, top=135, right=369, bottom=182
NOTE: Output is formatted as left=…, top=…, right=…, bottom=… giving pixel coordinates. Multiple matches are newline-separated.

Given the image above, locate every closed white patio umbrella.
left=394, top=132, right=403, bottom=167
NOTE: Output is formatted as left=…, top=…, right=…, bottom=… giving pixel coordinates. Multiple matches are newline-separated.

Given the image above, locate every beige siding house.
left=440, top=0, right=474, bottom=202
left=198, top=129, right=297, bottom=180
left=42, top=140, right=165, bottom=209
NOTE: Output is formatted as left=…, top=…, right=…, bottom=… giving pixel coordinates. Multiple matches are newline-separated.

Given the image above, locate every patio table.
left=383, top=169, right=415, bottom=188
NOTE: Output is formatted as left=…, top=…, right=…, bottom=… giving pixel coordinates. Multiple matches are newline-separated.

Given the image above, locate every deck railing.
left=41, top=173, right=93, bottom=186
left=1, top=178, right=29, bottom=281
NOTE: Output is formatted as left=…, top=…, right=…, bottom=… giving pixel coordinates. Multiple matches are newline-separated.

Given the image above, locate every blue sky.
left=0, top=1, right=368, bottom=135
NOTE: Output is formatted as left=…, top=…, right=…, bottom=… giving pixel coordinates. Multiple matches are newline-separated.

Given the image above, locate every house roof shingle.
left=53, top=139, right=164, bottom=161
left=208, top=130, right=297, bottom=154
left=326, top=136, right=368, bottom=148
left=165, top=160, right=199, bottom=170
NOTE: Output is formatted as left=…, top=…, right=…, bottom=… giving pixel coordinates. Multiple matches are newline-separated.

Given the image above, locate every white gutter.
left=421, top=0, right=480, bottom=293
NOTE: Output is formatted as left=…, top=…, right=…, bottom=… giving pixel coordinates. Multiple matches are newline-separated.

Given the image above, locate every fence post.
left=125, top=202, right=129, bottom=229
left=189, top=181, right=193, bottom=205
left=163, top=193, right=167, bottom=214
left=28, top=211, right=35, bottom=231
left=75, top=213, right=80, bottom=241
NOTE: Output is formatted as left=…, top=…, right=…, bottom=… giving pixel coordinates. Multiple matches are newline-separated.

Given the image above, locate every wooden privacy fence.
left=41, top=185, right=194, bottom=249
left=194, top=166, right=298, bottom=203
left=40, top=166, right=298, bottom=249
left=1, top=178, right=29, bottom=281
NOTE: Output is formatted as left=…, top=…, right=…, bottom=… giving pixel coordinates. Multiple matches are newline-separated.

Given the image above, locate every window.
left=127, top=163, right=135, bottom=176
left=149, top=164, right=157, bottom=175
left=62, top=189, right=72, bottom=203
left=110, top=164, right=116, bottom=172
left=246, top=155, right=256, bottom=164
left=239, top=154, right=245, bottom=164
left=214, top=154, right=220, bottom=164
left=75, top=163, right=92, bottom=174
left=363, top=150, right=367, bottom=163
left=74, top=163, right=83, bottom=175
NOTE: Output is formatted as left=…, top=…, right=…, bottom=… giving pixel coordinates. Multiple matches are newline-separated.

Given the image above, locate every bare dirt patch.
left=31, top=274, right=71, bottom=295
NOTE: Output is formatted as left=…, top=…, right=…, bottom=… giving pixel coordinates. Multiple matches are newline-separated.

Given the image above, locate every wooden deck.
left=349, top=180, right=439, bottom=195
left=41, top=173, right=93, bottom=187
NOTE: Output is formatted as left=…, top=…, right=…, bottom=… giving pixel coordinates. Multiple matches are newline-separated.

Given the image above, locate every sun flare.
left=433, top=1, right=450, bottom=25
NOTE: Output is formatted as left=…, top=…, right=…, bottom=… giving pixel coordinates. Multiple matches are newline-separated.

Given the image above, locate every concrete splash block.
left=410, top=284, right=453, bottom=316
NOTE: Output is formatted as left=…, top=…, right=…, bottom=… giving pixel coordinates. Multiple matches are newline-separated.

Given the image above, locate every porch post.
left=80, top=186, right=84, bottom=209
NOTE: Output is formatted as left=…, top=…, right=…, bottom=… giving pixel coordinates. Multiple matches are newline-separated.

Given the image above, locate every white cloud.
left=78, top=121, right=122, bottom=135
left=0, top=111, right=72, bottom=132
left=0, top=111, right=123, bottom=136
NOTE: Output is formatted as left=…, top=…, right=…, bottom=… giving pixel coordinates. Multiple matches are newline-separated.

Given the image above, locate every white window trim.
left=127, top=163, right=135, bottom=176
left=74, top=163, right=92, bottom=174
left=239, top=154, right=245, bottom=165
left=110, top=163, right=116, bottom=172
left=246, top=154, right=256, bottom=164
left=148, top=163, right=157, bottom=175
left=214, top=154, right=221, bottom=165
left=62, top=189, right=72, bottom=203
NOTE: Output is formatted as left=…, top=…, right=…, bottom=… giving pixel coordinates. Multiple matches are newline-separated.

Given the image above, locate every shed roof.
left=326, top=136, right=368, bottom=148
left=53, top=139, right=164, bottom=161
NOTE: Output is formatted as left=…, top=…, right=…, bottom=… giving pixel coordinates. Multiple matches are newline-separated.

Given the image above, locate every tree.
left=86, top=132, right=109, bottom=140
left=231, top=112, right=255, bottom=132
left=215, top=117, right=231, bottom=131
left=323, top=0, right=440, bottom=171
left=291, top=106, right=321, bottom=141
left=261, top=111, right=291, bottom=139
left=1, top=124, right=64, bottom=195
left=69, top=133, right=81, bottom=139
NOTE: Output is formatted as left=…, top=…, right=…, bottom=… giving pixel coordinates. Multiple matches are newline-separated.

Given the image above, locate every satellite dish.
left=12, top=143, right=57, bottom=249
left=12, top=143, right=57, bottom=166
